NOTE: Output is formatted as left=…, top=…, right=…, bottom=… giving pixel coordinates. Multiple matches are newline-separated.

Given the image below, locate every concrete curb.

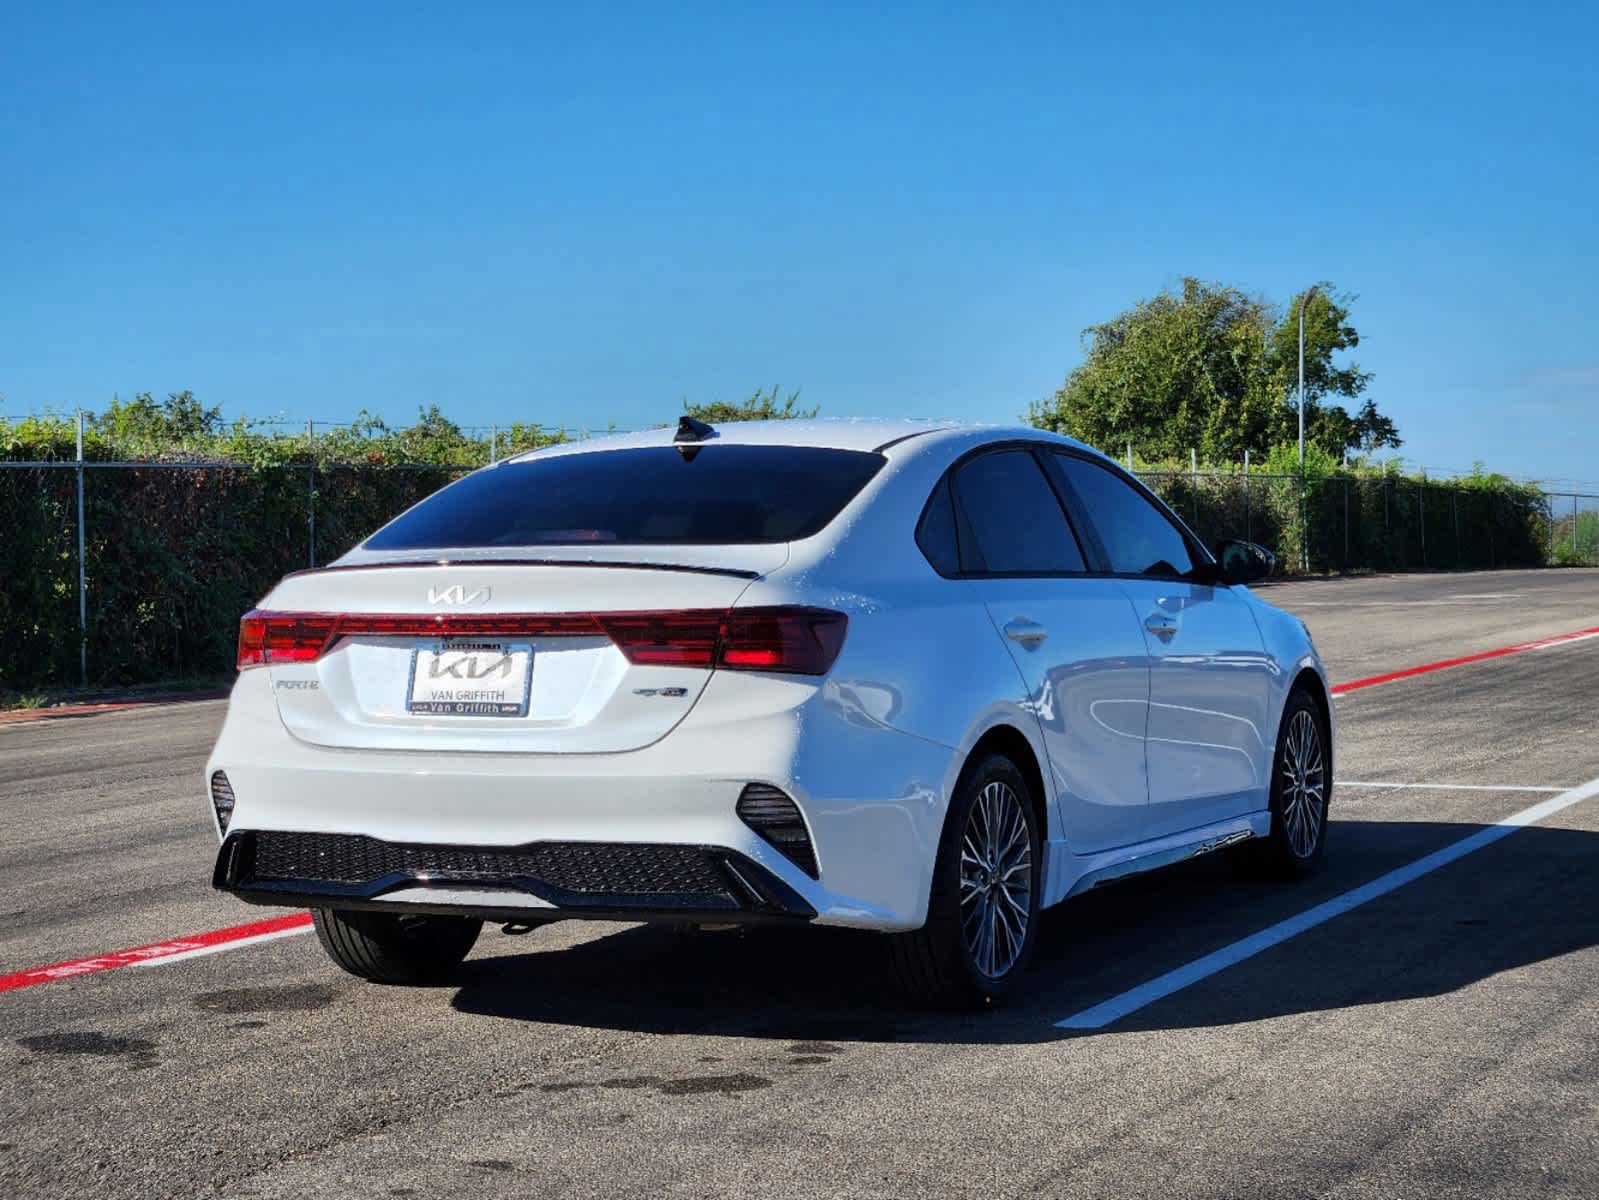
left=0, top=690, right=230, bottom=725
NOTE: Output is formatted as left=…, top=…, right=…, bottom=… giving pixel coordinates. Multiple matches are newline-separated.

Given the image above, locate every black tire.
left=311, top=908, right=482, bottom=985
left=889, top=752, right=1042, bottom=1008
left=1236, top=686, right=1331, bottom=879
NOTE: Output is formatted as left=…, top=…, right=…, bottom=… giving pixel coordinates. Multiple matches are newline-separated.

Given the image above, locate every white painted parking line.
left=124, top=923, right=315, bottom=969
left=1533, top=631, right=1599, bottom=649
left=1056, top=774, right=1599, bottom=1031
left=0, top=912, right=315, bottom=995
left=1337, top=781, right=1569, bottom=793
left=1292, top=596, right=1523, bottom=607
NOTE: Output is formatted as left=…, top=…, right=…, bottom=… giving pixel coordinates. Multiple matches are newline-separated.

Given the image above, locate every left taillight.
left=236, top=610, right=337, bottom=670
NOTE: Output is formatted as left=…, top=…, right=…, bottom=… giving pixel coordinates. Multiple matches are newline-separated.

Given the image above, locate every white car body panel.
left=972, top=574, right=1153, bottom=854
left=206, top=419, right=1332, bottom=933
left=1118, top=576, right=1277, bottom=840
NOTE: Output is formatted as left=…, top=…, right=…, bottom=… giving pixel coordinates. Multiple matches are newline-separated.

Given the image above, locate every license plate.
left=406, top=641, right=533, bottom=717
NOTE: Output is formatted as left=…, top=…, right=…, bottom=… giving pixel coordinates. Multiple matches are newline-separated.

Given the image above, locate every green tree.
left=1030, top=278, right=1400, bottom=462
left=1351, top=397, right=1402, bottom=455
left=1268, top=286, right=1398, bottom=457
left=683, top=386, right=816, bottom=423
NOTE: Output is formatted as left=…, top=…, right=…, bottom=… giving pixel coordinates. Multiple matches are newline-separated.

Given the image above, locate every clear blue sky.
left=5, top=2, right=1597, bottom=487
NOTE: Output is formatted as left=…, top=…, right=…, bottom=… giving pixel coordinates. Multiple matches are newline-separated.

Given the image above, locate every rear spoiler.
left=284, top=558, right=761, bottom=582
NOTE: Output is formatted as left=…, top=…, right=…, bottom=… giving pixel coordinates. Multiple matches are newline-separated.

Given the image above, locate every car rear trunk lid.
left=255, top=559, right=770, bottom=754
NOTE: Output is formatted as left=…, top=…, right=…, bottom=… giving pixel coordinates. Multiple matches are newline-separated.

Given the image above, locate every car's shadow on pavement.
left=447, top=820, right=1599, bottom=1044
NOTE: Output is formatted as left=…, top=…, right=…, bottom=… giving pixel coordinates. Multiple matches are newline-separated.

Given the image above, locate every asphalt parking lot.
left=3, top=567, right=1597, bottom=1199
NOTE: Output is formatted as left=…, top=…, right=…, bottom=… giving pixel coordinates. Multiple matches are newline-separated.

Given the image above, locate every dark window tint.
left=916, top=477, right=961, bottom=575
left=1051, top=454, right=1195, bottom=577
left=364, top=445, right=885, bottom=549
left=951, top=450, right=1085, bottom=574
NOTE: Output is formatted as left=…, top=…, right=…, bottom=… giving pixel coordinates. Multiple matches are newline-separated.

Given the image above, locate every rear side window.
left=364, top=445, right=885, bottom=549
left=1050, top=453, right=1196, bottom=578
left=951, top=449, right=1086, bottom=574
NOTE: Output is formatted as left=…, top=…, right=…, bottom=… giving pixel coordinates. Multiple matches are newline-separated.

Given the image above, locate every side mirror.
left=1213, top=538, right=1274, bottom=586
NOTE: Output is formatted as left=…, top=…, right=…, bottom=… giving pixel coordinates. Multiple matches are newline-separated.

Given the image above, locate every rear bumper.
left=205, top=668, right=958, bottom=930
left=213, top=829, right=815, bottom=923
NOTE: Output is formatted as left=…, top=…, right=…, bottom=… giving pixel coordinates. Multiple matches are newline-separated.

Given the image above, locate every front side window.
left=950, top=449, right=1086, bottom=574
left=1050, top=453, right=1196, bottom=578
left=363, top=445, right=885, bottom=549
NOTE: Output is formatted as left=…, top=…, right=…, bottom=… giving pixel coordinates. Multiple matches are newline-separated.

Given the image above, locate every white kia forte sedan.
left=206, top=418, right=1332, bottom=1005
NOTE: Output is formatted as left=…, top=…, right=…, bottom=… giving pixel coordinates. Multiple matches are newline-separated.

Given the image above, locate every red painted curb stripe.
left=0, top=912, right=313, bottom=994
left=0, top=691, right=229, bottom=725
left=1331, top=625, right=1599, bottom=696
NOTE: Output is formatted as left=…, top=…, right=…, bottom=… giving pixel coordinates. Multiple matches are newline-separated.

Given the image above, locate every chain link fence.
left=2, top=458, right=1595, bottom=692
left=0, top=460, right=469, bottom=691
left=1135, top=471, right=1592, bottom=573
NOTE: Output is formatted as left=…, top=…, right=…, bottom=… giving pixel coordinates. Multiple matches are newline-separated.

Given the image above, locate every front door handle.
left=1144, top=613, right=1178, bottom=641
left=1004, top=618, right=1048, bottom=649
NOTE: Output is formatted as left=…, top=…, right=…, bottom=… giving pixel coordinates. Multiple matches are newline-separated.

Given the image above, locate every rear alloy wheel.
left=312, top=908, right=481, bottom=985
left=890, top=753, right=1041, bottom=1007
left=1239, top=686, right=1330, bottom=878
left=960, top=780, right=1035, bottom=979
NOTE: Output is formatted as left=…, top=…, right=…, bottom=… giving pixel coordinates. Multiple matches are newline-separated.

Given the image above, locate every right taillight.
left=720, top=608, right=847, bottom=675
left=603, top=607, right=847, bottom=675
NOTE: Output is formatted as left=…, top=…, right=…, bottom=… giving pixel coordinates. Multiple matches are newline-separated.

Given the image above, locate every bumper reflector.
left=736, top=783, right=819, bottom=878
left=209, top=771, right=236, bottom=833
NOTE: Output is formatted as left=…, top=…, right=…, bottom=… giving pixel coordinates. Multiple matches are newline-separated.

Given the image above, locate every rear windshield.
left=363, top=445, right=886, bottom=549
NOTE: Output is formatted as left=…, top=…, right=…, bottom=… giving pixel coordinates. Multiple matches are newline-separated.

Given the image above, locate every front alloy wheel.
left=1237, top=685, right=1331, bottom=878
left=1280, top=707, right=1327, bottom=859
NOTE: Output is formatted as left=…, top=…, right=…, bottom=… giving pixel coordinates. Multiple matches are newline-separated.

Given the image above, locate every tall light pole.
left=1297, top=284, right=1321, bottom=469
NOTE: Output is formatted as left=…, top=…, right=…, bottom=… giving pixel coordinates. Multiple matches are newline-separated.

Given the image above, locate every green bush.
left=0, top=401, right=505, bottom=690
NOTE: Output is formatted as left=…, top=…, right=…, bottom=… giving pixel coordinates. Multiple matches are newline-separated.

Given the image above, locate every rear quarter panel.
left=743, top=431, right=1065, bottom=843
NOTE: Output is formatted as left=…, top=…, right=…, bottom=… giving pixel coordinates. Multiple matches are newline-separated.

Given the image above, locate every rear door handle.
left=1003, top=618, right=1048, bottom=649
left=1144, top=613, right=1178, bottom=641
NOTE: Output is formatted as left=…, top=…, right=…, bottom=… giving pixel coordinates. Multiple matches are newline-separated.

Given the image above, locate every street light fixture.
left=1297, top=284, right=1321, bottom=470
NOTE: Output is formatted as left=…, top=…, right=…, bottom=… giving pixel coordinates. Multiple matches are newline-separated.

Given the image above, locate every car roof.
left=511, top=418, right=1101, bottom=460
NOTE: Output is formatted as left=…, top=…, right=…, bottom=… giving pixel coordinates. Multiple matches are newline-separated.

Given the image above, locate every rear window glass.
left=363, top=445, right=886, bottom=549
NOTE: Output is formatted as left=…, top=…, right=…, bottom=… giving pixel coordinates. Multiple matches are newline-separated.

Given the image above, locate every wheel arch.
left=963, top=723, right=1051, bottom=858
left=1290, top=666, right=1334, bottom=779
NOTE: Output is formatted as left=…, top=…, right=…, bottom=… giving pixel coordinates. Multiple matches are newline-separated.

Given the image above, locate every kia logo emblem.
left=427, top=585, right=492, bottom=606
